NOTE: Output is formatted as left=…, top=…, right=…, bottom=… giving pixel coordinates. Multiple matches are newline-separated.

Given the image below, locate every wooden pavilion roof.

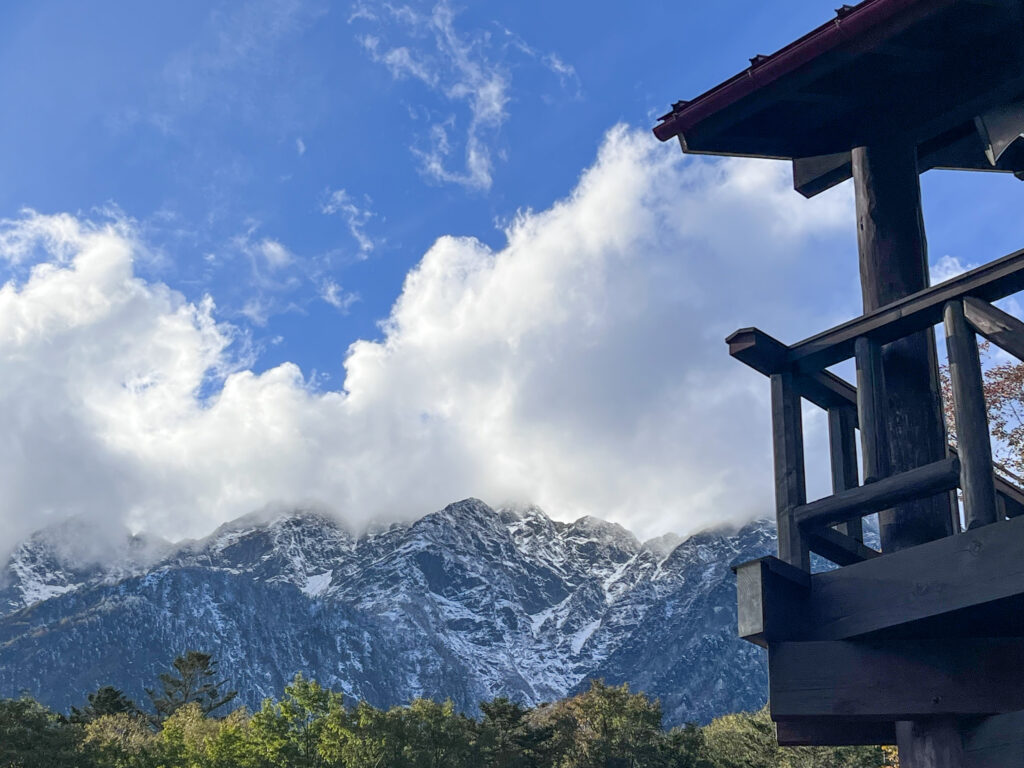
left=653, top=0, right=1024, bottom=194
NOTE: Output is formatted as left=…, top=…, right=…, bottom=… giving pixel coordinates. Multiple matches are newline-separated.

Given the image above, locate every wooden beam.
left=736, top=513, right=1024, bottom=643
left=793, top=151, right=852, bottom=198
left=945, top=300, right=999, bottom=529
left=806, top=525, right=879, bottom=566
left=726, top=327, right=788, bottom=374
left=734, top=557, right=809, bottom=648
left=727, top=327, right=861, bottom=412
left=725, top=326, right=1024, bottom=519
left=963, top=711, right=1024, bottom=768
left=771, top=372, right=809, bottom=570
left=792, top=457, right=960, bottom=531
left=775, top=719, right=896, bottom=747
left=998, top=481, right=1024, bottom=517
left=788, top=247, right=1024, bottom=373
left=793, top=119, right=1024, bottom=200
left=769, top=638, right=1024, bottom=719
left=963, top=295, right=1024, bottom=361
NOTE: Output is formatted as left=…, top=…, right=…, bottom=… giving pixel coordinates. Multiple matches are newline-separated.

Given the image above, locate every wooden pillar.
left=855, top=336, right=890, bottom=487
left=771, top=372, right=809, bottom=571
left=828, top=404, right=862, bottom=541
left=853, top=144, right=959, bottom=768
left=853, top=144, right=954, bottom=552
left=944, top=300, right=998, bottom=529
left=896, top=720, right=965, bottom=768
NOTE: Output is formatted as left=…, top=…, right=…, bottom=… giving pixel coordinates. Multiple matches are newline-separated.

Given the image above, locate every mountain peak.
left=0, top=502, right=777, bottom=726
left=566, top=515, right=639, bottom=552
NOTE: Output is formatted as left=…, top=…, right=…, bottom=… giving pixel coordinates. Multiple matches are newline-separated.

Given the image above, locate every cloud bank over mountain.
left=0, top=126, right=853, bottom=550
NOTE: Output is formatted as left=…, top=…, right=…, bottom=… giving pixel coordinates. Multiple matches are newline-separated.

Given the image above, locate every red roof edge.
left=653, top=0, right=954, bottom=144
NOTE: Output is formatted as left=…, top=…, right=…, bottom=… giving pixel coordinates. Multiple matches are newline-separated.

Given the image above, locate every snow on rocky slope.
left=0, top=499, right=774, bottom=725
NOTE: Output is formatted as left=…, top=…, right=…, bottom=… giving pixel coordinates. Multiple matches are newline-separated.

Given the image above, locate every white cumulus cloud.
left=0, top=127, right=854, bottom=552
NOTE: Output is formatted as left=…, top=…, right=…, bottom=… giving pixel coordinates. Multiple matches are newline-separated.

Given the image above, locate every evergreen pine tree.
left=146, top=650, right=237, bottom=722
left=71, top=685, right=142, bottom=724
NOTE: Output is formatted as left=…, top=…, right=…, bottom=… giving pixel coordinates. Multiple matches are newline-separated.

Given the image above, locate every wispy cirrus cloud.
left=352, top=1, right=578, bottom=190
left=161, top=0, right=324, bottom=120
left=320, top=278, right=360, bottom=313
left=322, top=189, right=378, bottom=258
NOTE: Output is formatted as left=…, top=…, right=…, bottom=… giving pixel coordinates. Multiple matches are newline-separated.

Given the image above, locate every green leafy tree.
left=393, top=698, right=478, bottom=768
left=703, top=708, right=883, bottom=768
left=247, top=674, right=340, bottom=768
left=0, top=696, right=81, bottom=768
left=548, top=684, right=667, bottom=765
left=204, top=708, right=255, bottom=768
left=153, top=703, right=254, bottom=768
left=661, top=722, right=713, bottom=768
left=478, top=697, right=550, bottom=768
left=319, top=699, right=403, bottom=768
left=82, top=712, right=158, bottom=768
left=146, top=650, right=237, bottom=722
left=703, top=707, right=779, bottom=768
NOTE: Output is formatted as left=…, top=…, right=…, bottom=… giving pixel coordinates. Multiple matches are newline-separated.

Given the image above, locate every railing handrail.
left=728, top=275, right=1024, bottom=568
left=784, top=246, right=1024, bottom=372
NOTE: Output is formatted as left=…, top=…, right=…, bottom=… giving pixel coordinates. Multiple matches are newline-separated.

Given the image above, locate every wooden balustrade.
left=729, top=251, right=1024, bottom=569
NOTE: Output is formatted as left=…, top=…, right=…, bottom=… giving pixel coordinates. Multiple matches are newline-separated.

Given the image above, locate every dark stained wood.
left=727, top=327, right=859, bottom=412
left=854, top=143, right=953, bottom=553
left=746, top=515, right=1024, bottom=643
left=775, top=718, right=896, bottom=747
left=788, top=247, right=1024, bottom=373
left=792, top=456, right=960, bottom=531
left=945, top=300, right=999, bottom=529
left=963, top=295, right=1024, bottom=361
left=654, top=0, right=1024, bottom=166
left=855, top=336, right=891, bottom=485
left=771, top=373, right=809, bottom=570
left=734, top=556, right=810, bottom=648
left=792, top=119, right=1024, bottom=199
left=793, top=151, right=853, bottom=198
left=806, top=525, right=880, bottom=566
left=769, top=638, right=1024, bottom=719
left=726, top=327, right=788, bottom=373
left=727, top=326, right=1024, bottom=525
left=963, top=711, right=1024, bottom=768
left=1000, top=484, right=1024, bottom=518
left=897, top=719, right=966, bottom=768
left=829, top=405, right=863, bottom=541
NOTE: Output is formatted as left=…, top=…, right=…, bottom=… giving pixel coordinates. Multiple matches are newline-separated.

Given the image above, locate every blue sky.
left=0, top=0, right=1022, bottom=549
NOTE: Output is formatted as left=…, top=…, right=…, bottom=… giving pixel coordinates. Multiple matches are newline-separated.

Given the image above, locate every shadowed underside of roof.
left=654, top=0, right=1024, bottom=194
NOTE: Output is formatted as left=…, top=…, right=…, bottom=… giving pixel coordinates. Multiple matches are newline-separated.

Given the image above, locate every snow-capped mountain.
left=0, top=499, right=774, bottom=725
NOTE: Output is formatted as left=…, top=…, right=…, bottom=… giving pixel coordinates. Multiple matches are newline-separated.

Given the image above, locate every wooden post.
left=896, top=720, right=965, bottom=768
left=944, top=300, right=998, bottom=529
left=855, top=335, right=891, bottom=488
left=828, top=405, right=862, bottom=541
left=771, top=372, right=809, bottom=570
left=853, top=143, right=954, bottom=550
left=853, top=143, right=958, bottom=767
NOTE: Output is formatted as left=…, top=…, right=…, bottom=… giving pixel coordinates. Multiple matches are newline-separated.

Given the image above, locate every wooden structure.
left=654, top=1, right=1024, bottom=766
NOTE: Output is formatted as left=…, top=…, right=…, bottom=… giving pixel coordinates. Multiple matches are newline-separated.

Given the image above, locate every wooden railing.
left=727, top=246, right=1024, bottom=570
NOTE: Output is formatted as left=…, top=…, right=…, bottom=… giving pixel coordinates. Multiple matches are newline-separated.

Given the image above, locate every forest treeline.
left=1, top=651, right=889, bottom=768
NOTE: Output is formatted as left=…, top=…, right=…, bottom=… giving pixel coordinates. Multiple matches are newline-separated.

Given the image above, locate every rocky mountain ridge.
left=0, top=499, right=774, bottom=725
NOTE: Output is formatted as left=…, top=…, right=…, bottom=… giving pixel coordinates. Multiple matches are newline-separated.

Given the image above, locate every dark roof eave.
left=653, top=0, right=956, bottom=148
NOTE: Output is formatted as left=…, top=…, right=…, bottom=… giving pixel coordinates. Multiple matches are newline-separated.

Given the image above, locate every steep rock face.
left=0, top=500, right=774, bottom=724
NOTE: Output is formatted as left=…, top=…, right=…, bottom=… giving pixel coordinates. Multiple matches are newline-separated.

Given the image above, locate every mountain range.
left=0, top=499, right=774, bottom=725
